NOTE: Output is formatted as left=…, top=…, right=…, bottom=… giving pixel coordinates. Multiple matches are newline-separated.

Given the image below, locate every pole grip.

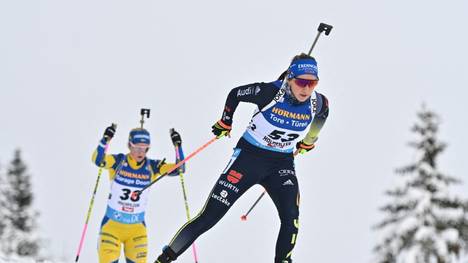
left=140, top=108, right=151, bottom=128
left=318, top=23, right=333, bottom=35
left=140, top=108, right=150, bottom=118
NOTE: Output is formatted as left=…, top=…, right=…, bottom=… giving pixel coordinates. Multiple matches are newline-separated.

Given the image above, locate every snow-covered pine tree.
left=1, top=149, right=40, bottom=257
left=0, top=162, right=7, bottom=245
left=373, top=105, right=468, bottom=263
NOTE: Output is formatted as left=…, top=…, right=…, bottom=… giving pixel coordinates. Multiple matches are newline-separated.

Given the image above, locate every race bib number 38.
left=109, top=183, right=148, bottom=214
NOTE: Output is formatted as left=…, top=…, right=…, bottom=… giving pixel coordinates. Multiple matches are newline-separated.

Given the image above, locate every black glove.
left=103, top=124, right=116, bottom=141
left=295, top=140, right=315, bottom=154
left=211, top=120, right=231, bottom=138
left=170, top=129, right=182, bottom=146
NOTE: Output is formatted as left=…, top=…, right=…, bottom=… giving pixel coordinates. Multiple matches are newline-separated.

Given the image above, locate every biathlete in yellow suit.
left=92, top=125, right=185, bottom=263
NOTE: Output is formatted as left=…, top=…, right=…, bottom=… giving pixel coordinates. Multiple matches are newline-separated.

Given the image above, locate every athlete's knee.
left=125, top=248, right=147, bottom=263
left=98, top=243, right=120, bottom=263
left=98, top=233, right=120, bottom=254
left=279, top=206, right=299, bottom=226
left=200, top=209, right=225, bottom=228
left=98, top=229, right=121, bottom=263
left=125, top=234, right=147, bottom=263
left=189, top=204, right=228, bottom=234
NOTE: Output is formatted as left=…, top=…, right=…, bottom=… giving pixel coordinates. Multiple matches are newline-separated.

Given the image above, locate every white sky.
left=1, top=0, right=467, bottom=262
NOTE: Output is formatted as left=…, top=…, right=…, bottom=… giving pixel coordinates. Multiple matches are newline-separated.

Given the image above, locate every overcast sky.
left=1, top=0, right=467, bottom=262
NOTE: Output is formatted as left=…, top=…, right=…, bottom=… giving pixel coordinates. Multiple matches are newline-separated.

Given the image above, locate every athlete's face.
left=129, top=143, right=150, bottom=162
left=288, top=74, right=319, bottom=102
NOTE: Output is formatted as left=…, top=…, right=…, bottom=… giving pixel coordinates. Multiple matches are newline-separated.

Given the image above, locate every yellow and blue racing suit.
left=92, top=138, right=184, bottom=263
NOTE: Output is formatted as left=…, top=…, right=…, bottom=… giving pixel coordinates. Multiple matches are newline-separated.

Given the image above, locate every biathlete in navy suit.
left=156, top=53, right=329, bottom=263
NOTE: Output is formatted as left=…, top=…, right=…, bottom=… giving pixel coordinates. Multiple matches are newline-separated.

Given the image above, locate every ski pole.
left=241, top=151, right=300, bottom=221
left=140, top=108, right=150, bottom=128
left=240, top=190, right=267, bottom=221
left=307, top=23, right=333, bottom=55
left=140, top=136, right=219, bottom=193
left=174, top=142, right=199, bottom=263
left=75, top=124, right=116, bottom=262
left=257, top=22, right=334, bottom=118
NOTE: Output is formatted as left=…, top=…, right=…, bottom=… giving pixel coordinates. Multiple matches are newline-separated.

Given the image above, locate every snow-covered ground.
left=0, top=255, right=63, bottom=263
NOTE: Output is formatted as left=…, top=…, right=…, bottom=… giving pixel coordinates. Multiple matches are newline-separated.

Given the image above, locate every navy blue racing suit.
left=158, top=80, right=329, bottom=263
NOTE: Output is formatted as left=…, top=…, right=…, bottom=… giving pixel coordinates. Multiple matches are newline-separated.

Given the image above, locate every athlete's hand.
left=295, top=140, right=315, bottom=154
left=211, top=120, right=231, bottom=138
left=103, top=124, right=116, bottom=141
left=170, top=128, right=182, bottom=146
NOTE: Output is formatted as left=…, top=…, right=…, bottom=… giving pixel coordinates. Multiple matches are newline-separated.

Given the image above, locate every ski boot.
left=155, top=246, right=177, bottom=263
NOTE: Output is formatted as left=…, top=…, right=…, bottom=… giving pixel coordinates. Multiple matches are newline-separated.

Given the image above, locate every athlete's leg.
left=98, top=217, right=123, bottom=263
left=156, top=149, right=265, bottom=262
left=124, top=222, right=148, bottom=263
left=261, top=159, right=299, bottom=263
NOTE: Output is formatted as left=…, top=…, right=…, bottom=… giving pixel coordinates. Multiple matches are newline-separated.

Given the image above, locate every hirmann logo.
left=119, top=170, right=150, bottom=180
left=272, top=107, right=310, bottom=120
left=227, top=170, right=243, bottom=184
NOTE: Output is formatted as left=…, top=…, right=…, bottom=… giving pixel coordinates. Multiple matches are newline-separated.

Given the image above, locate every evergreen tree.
left=0, top=163, right=7, bottom=243
left=1, top=149, right=40, bottom=257
left=374, top=105, right=468, bottom=263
